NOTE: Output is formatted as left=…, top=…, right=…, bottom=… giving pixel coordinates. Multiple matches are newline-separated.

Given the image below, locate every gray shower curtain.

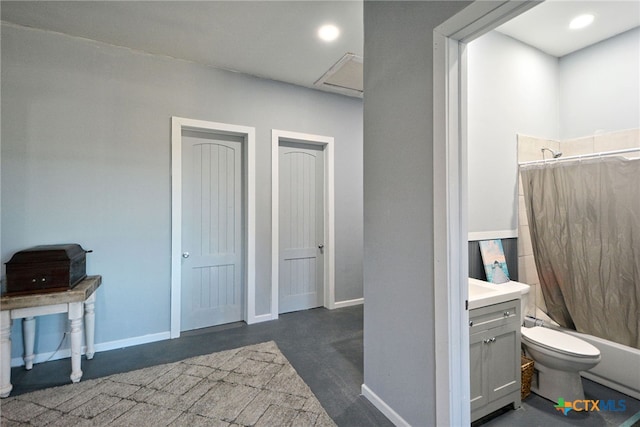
left=520, top=156, right=640, bottom=349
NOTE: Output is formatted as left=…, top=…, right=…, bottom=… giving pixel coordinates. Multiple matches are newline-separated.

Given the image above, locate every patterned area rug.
left=0, top=341, right=336, bottom=426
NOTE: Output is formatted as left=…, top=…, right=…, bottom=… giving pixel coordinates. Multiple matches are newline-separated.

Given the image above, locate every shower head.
left=541, top=148, right=562, bottom=159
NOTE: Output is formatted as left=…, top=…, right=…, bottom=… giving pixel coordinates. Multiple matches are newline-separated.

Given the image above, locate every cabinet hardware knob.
left=469, top=320, right=473, bottom=327
left=490, top=337, right=496, bottom=342
left=182, top=252, right=190, bottom=258
left=504, top=311, right=510, bottom=316
left=318, top=244, right=324, bottom=249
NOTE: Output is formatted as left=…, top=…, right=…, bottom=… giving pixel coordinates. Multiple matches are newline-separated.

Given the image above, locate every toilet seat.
left=521, top=326, right=600, bottom=358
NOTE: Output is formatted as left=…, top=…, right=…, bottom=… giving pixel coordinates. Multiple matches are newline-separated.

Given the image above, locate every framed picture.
left=479, top=239, right=510, bottom=283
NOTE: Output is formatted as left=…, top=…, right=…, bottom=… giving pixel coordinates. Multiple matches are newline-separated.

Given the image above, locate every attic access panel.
left=314, top=53, right=363, bottom=98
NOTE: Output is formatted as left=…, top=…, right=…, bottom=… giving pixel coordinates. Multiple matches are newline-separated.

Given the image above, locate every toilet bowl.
left=521, top=326, right=601, bottom=402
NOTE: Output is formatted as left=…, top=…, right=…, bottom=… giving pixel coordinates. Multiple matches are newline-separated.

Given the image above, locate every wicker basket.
left=521, top=355, right=535, bottom=399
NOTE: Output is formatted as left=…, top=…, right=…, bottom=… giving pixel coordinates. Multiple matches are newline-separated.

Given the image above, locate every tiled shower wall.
left=516, top=128, right=640, bottom=318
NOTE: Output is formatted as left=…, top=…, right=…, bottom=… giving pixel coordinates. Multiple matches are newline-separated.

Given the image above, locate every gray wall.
left=467, top=31, right=559, bottom=234
left=363, top=2, right=470, bottom=424
left=559, top=27, right=640, bottom=139
left=1, top=23, right=363, bottom=358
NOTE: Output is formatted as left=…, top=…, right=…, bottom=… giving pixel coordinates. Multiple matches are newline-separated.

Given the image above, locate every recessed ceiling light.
left=318, top=24, right=340, bottom=42
left=569, top=14, right=595, bottom=30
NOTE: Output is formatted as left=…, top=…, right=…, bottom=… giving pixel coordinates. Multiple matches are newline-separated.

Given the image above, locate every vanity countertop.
left=468, top=278, right=520, bottom=309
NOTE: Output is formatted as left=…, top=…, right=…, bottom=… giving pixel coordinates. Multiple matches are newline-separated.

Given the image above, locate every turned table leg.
left=0, top=311, right=13, bottom=398
left=68, top=302, right=83, bottom=383
left=22, top=317, right=36, bottom=370
left=84, top=293, right=96, bottom=360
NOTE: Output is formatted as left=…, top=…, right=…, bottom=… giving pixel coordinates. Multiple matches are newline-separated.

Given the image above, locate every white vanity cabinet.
left=470, top=299, right=521, bottom=422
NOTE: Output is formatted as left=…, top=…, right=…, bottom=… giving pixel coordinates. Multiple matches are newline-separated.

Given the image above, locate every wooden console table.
left=0, top=275, right=101, bottom=398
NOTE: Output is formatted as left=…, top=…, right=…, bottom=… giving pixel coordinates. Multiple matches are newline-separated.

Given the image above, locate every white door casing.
left=271, top=130, right=335, bottom=318
left=432, top=1, right=541, bottom=426
left=180, top=133, right=243, bottom=330
left=278, top=143, right=325, bottom=314
left=171, top=117, right=258, bottom=339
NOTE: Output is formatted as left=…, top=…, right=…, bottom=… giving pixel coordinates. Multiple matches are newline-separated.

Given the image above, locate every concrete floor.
left=6, top=305, right=640, bottom=426
left=7, top=306, right=393, bottom=426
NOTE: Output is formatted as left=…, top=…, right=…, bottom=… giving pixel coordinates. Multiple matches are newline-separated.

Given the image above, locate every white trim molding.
left=361, top=384, right=410, bottom=427
left=333, top=298, right=364, bottom=309
left=468, top=230, right=518, bottom=241
left=433, top=30, right=469, bottom=427
left=171, top=117, right=257, bottom=339
left=271, top=129, right=335, bottom=318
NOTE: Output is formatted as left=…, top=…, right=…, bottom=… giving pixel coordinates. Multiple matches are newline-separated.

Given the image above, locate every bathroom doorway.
left=433, top=2, right=540, bottom=424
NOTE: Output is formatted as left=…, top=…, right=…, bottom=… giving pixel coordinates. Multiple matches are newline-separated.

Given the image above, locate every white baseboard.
left=94, top=331, right=171, bottom=353
left=248, top=313, right=275, bottom=324
left=11, top=331, right=171, bottom=368
left=333, top=298, right=364, bottom=309
left=11, top=349, right=72, bottom=368
left=361, top=383, right=410, bottom=427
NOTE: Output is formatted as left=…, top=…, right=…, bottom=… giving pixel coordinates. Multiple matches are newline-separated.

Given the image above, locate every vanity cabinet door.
left=470, top=330, right=488, bottom=411
left=485, top=324, right=521, bottom=402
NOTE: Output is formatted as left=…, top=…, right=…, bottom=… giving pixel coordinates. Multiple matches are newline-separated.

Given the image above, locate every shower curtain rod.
left=519, top=147, right=640, bottom=166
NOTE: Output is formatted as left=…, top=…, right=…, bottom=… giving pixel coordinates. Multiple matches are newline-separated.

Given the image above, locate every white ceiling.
left=1, top=1, right=638, bottom=96
left=0, top=1, right=364, bottom=95
left=496, top=0, right=640, bottom=57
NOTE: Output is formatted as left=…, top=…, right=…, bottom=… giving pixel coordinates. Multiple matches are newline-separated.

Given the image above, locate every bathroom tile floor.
left=474, top=378, right=640, bottom=427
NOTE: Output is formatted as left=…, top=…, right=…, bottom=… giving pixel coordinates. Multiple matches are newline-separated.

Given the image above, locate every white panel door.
left=181, top=132, right=243, bottom=331
left=279, top=143, right=324, bottom=313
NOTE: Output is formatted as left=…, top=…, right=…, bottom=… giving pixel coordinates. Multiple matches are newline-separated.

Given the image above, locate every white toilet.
left=521, top=326, right=601, bottom=401
left=501, top=281, right=601, bottom=402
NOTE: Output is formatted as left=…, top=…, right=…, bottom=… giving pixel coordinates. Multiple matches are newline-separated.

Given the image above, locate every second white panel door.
left=279, top=143, right=325, bottom=313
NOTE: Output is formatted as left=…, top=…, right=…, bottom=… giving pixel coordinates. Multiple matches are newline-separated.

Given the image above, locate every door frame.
left=170, top=116, right=257, bottom=338
left=432, top=1, right=540, bottom=425
left=271, top=129, right=335, bottom=318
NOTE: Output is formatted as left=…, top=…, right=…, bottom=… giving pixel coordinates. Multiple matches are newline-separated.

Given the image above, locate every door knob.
left=182, top=252, right=190, bottom=258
